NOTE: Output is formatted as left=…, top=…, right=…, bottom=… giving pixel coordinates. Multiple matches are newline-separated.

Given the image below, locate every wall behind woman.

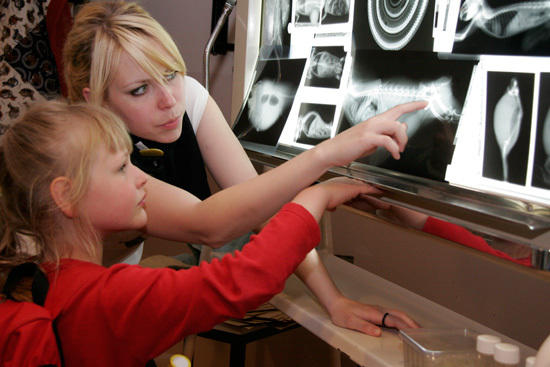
left=137, top=0, right=236, bottom=121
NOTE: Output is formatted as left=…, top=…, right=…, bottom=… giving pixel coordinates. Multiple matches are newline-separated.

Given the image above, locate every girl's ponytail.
left=0, top=145, right=40, bottom=302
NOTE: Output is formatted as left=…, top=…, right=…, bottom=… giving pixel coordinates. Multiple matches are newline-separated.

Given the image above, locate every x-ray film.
left=446, top=56, right=550, bottom=206
left=353, top=0, right=437, bottom=52
left=233, top=58, right=307, bottom=147
left=288, top=0, right=355, bottom=43
left=235, top=0, right=550, bottom=205
left=533, top=72, right=550, bottom=190
left=338, top=50, right=475, bottom=181
left=450, top=0, right=550, bottom=56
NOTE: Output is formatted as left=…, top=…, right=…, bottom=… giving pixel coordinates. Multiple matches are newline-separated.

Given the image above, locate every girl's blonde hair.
left=0, top=100, right=132, bottom=277
left=64, top=1, right=186, bottom=104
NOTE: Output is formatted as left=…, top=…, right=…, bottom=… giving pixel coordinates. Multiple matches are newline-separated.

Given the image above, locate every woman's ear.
left=50, top=177, right=75, bottom=218
left=82, top=87, right=91, bottom=103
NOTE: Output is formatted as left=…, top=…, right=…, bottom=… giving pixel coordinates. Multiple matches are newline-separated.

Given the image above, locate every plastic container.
left=477, top=334, right=502, bottom=366
left=494, top=343, right=520, bottom=366
left=400, top=328, right=479, bottom=367
left=525, top=356, right=536, bottom=367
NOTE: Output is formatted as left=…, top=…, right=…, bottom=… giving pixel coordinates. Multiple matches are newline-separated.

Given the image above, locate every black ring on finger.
left=381, top=312, right=390, bottom=328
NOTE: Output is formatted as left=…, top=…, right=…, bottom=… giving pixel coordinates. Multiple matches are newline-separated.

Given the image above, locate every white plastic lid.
left=494, top=343, right=520, bottom=364
left=525, top=356, right=536, bottom=367
left=170, top=354, right=191, bottom=367
left=477, top=334, right=502, bottom=355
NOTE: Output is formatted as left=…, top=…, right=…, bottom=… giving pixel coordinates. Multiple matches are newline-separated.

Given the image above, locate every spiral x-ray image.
left=294, top=0, right=350, bottom=25
left=338, top=50, right=475, bottom=181
left=295, top=103, right=335, bottom=145
left=233, top=58, right=306, bottom=146
left=453, top=0, right=550, bottom=56
left=305, top=46, right=346, bottom=88
left=483, top=71, right=534, bottom=185
left=532, top=72, right=550, bottom=189
left=352, top=0, right=435, bottom=51
left=367, top=0, right=429, bottom=50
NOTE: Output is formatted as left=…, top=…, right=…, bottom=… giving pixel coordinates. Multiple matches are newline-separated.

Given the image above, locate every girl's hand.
left=317, top=177, right=381, bottom=212
left=352, top=195, right=430, bottom=229
left=292, top=178, right=380, bottom=222
left=316, top=101, right=428, bottom=167
left=327, top=296, right=421, bottom=336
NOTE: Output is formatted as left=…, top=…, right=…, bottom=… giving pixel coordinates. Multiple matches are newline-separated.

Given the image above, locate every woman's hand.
left=327, top=296, right=421, bottom=336
left=315, top=101, right=428, bottom=167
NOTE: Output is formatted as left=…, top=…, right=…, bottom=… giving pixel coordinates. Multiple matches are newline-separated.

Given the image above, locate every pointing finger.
left=381, top=100, right=429, bottom=120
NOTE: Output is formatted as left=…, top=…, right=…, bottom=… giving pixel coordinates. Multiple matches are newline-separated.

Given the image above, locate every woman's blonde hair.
left=0, top=100, right=132, bottom=275
left=64, top=1, right=186, bottom=104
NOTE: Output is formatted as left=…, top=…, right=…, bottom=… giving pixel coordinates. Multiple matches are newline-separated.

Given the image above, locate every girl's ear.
left=82, top=87, right=91, bottom=103
left=50, top=177, right=75, bottom=218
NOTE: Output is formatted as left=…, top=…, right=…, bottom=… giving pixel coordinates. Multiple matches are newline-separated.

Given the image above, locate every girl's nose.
left=135, top=166, right=148, bottom=188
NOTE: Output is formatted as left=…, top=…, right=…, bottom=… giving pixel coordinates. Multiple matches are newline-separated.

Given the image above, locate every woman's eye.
left=165, top=71, right=177, bottom=82
left=130, top=85, right=147, bottom=96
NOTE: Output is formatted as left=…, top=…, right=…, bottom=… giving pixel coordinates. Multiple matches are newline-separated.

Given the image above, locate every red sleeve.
left=422, top=217, right=531, bottom=267
left=49, top=202, right=320, bottom=365
left=0, top=301, right=60, bottom=367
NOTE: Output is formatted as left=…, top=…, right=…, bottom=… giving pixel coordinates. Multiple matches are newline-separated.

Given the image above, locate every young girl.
left=63, top=1, right=425, bottom=335
left=0, top=100, right=382, bottom=366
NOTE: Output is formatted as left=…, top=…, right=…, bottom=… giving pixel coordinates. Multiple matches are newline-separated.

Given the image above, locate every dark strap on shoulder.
left=3, top=262, right=65, bottom=366
left=52, top=317, right=65, bottom=367
left=2, top=262, right=49, bottom=305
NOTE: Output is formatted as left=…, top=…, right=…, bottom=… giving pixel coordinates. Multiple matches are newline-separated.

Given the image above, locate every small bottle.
left=477, top=334, right=502, bottom=366
left=525, top=356, right=536, bottom=367
left=170, top=354, right=191, bottom=367
left=494, top=343, right=520, bottom=367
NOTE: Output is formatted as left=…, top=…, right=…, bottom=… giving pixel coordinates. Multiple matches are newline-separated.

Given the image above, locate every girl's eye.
left=119, top=162, right=128, bottom=172
left=130, top=85, right=147, bottom=96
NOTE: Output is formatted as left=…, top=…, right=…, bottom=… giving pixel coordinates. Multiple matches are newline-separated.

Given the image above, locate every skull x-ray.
left=453, top=0, right=550, bottom=55
left=305, top=46, right=346, bottom=88
left=247, top=80, right=294, bottom=132
left=483, top=71, right=534, bottom=185
left=233, top=58, right=306, bottom=147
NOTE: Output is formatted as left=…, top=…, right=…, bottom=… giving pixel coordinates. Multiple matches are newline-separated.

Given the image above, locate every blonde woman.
left=63, top=1, right=425, bottom=335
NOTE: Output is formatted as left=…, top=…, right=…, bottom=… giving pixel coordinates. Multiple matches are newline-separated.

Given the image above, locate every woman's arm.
left=143, top=98, right=428, bottom=246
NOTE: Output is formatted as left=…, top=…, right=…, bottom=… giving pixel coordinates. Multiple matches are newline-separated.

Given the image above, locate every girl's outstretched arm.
left=291, top=178, right=420, bottom=335
left=294, top=249, right=420, bottom=336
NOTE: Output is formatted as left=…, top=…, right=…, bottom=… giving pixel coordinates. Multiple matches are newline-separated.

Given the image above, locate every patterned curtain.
left=0, top=0, right=72, bottom=134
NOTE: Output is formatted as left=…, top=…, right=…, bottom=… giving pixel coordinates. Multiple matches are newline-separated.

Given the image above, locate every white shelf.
left=270, top=252, right=536, bottom=366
